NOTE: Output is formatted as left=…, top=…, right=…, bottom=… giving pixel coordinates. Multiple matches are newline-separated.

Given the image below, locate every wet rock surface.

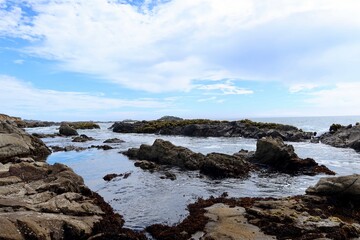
left=112, top=119, right=314, bottom=141
left=320, top=124, right=360, bottom=152
left=72, top=134, right=95, bottom=142
left=252, top=137, right=335, bottom=176
left=103, top=138, right=125, bottom=143
left=148, top=175, right=360, bottom=240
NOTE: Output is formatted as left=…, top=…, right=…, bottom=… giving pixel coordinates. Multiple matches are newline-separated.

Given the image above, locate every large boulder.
left=59, top=124, right=79, bottom=136
left=0, top=121, right=51, bottom=163
left=123, top=139, right=252, bottom=179
left=306, top=174, right=360, bottom=198
left=320, top=124, right=360, bottom=152
left=252, top=137, right=335, bottom=176
left=124, top=139, right=205, bottom=170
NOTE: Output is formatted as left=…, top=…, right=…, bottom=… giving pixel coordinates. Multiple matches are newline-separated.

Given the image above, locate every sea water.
left=26, top=116, right=360, bottom=230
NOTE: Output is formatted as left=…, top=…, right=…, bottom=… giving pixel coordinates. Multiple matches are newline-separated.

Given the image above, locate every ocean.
left=25, top=116, right=360, bottom=230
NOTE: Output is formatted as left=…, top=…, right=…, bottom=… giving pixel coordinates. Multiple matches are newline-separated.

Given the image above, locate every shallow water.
left=26, top=118, right=360, bottom=230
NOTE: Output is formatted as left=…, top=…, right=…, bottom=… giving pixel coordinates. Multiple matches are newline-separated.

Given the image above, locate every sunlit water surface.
left=26, top=116, right=360, bottom=230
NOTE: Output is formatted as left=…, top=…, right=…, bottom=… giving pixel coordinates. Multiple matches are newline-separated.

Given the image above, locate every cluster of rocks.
left=0, top=120, right=145, bottom=239
left=112, top=119, right=314, bottom=141
left=123, top=137, right=334, bottom=179
left=320, top=123, right=360, bottom=152
left=147, top=174, right=360, bottom=240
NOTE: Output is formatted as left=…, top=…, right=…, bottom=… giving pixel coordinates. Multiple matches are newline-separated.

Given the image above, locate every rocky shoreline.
left=111, top=119, right=315, bottom=142
left=0, top=119, right=145, bottom=239
left=319, top=123, right=360, bottom=152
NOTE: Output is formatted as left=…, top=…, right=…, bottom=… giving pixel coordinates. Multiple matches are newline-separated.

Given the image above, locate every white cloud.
left=305, top=83, right=360, bottom=116
left=2, top=0, right=360, bottom=92
left=0, top=75, right=171, bottom=120
left=196, top=81, right=253, bottom=95
left=289, top=83, right=318, bottom=93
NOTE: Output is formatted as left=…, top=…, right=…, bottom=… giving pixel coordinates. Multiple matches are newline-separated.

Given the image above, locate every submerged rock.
left=0, top=121, right=51, bottom=163
left=103, top=138, right=125, bottom=143
left=252, top=137, right=335, bottom=176
left=59, top=124, right=79, bottom=136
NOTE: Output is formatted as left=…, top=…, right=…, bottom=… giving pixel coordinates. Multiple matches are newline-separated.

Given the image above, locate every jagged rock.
left=160, top=171, right=177, bottom=181
left=72, top=134, right=95, bottom=142
left=59, top=124, right=79, bottom=136
left=65, top=121, right=100, bottom=130
left=306, top=174, right=360, bottom=198
left=252, top=137, right=335, bottom=176
left=0, top=121, right=51, bottom=163
left=50, top=145, right=87, bottom=152
left=90, top=145, right=113, bottom=150
left=123, top=139, right=251, bottom=179
left=134, top=160, right=158, bottom=171
left=320, top=124, right=360, bottom=152
left=103, top=138, right=125, bottom=144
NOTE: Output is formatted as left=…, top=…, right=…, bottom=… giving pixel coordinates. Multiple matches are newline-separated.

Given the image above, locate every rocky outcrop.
left=252, top=137, right=335, bottom=176
left=148, top=176, right=360, bottom=240
left=72, top=134, right=95, bottom=142
left=0, top=114, right=26, bottom=127
left=0, top=118, right=145, bottom=239
left=306, top=174, right=360, bottom=198
left=59, top=124, right=79, bottom=136
left=320, top=124, right=360, bottom=152
left=65, top=121, right=100, bottom=130
left=22, top=120, right=59, bottom=128
left=112, top=119, right=314, bottom=142
left=123, top=139, right=252, bottom=179
left=0, top=121, right=51, bottom=163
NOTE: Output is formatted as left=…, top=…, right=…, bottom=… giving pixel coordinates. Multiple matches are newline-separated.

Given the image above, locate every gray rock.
left=0, top=121, right=51, bottom=163
left=59, top=124, right=79, bottom=136
left=320, top=124, right=360, bottom=152
left=306, top=174, right=360, bottom=198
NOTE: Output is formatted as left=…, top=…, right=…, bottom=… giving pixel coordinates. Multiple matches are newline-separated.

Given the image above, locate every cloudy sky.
left=1, top=0, right=360, bottom=121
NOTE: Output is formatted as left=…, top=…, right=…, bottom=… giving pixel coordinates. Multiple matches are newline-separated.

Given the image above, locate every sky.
left=1, top=0, right=360, bottom=121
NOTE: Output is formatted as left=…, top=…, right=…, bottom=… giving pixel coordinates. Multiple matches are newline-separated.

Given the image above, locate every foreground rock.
left=0, top=118, right=145, bottom=239
left=123, top=138, right=334, bottom=178
left=320, top=123, right=360, bottom=152
left=123, top=139, right=252, bottom=179
left=147, top=175, right=360, bottom=240
left=252, top=137, right=335, bottom=176
left=112, top=119, right=314, bottom=141
left=0, top=114, right=26, bottom=127
left=0, top=121, right=51, bottom=163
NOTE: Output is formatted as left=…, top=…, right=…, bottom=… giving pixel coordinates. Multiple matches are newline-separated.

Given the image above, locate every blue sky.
left=1, top=0, right=360, bottom=121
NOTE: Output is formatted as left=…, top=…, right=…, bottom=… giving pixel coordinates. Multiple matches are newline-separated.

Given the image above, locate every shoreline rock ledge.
left=0, top=120, right=145, bottom=239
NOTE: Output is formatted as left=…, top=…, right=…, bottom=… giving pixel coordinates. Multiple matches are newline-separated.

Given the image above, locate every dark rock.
left=50, top=145, right=87, bottom=152
left=103, top=172, right=132, bottom=181
left=160, top=171, right=177, bottom=180
left=103, top=138, right=125, bottom=144
left=320, top=124, right=360, bottom=152
left=65, top=121, right=100, bottom=129
left=112, top=119, right=314, bottom=142
left=0, top=121, right=51, bottom=163
left=158, top=116, right=183, bottom=121
left=72, top=134, right=95, bottom=142
left=59, top=124, right=79, bottom=136
left=310, top=137, right=320, bottom=143
left=200, top=153, right=251, bottom=179
left=23, top=120, right=59, bottom=128
left=32, top=133, right=60, bottom=138
left=90, top=145, right=113, bottom=150
left=252, top=137, right=335, bottom=176
left=134, top=160, right=158, bottom=170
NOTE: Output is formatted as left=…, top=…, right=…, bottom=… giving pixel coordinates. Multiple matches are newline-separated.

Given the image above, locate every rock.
left=0, top=113, right=26, bottom=127
left=50, top=145, right=87, bottom=152
left=134, top=160, right=158, bottom=171
left=65, top=121, right=100, bottom=129
left=103, top=138, right=125, bottom=144
left=252, top=137, right=335, bottom=176
left=103, top=172, right=132, bottom=181
left=160, top=171, right=177, bottom=181
left=123, top=139, right=251, bottom=179
left=200, top=153, right=251, bottom=179
left=0, top=121, right=51, bottom=163
left=90, top=145, right=113, bottom=150
left=32, top=133, right=60, bottom=138
left=23, top=120, right=59, bottom=128
left=59, top=124, right=79, bottom=136
left=157, top=116, right=183, bottom=121
left=306, top=174, right=360, bottom=198
left=72, top=134, right=95, bottom=142
left=123, top=139, right=205, bottom=170
left=320, top=124, right=360, bottom=152
left=112, top=119, right=314, bottom=141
